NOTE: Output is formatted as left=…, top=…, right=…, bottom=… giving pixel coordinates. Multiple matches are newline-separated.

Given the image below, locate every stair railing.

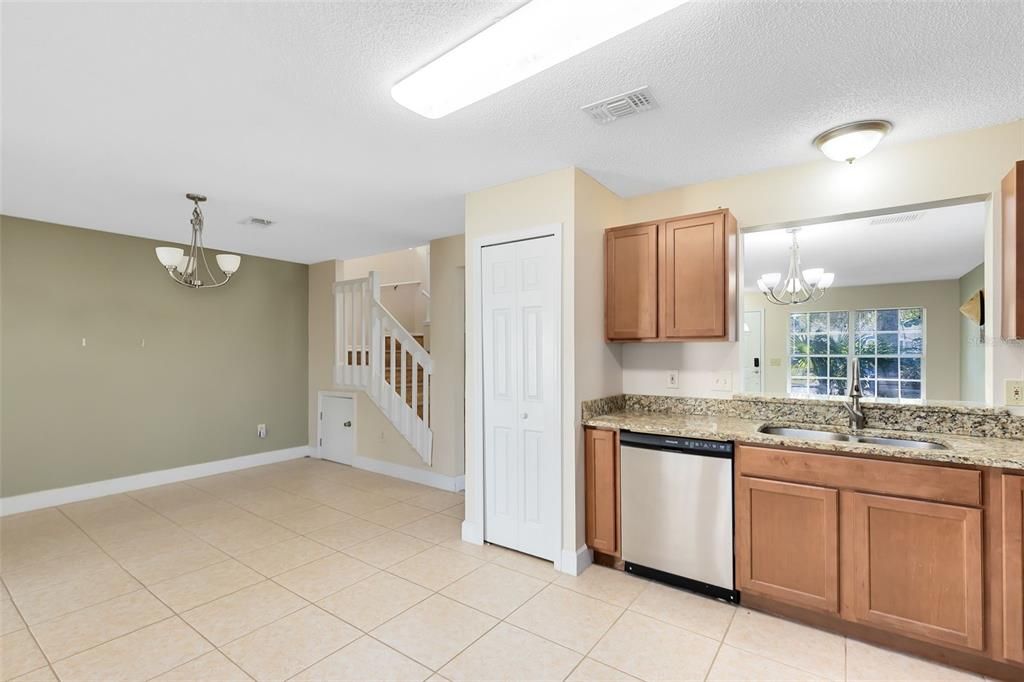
left=334, top=270, right=433, bottom=464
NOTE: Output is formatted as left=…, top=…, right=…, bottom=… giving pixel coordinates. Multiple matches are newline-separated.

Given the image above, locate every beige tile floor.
left=0, top=458, right=997, bottom=681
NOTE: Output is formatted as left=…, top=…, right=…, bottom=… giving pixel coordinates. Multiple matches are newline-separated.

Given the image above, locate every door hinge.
left=319, top=438, right=322, bottom=446
left=319, top=411, right=323, bottom=420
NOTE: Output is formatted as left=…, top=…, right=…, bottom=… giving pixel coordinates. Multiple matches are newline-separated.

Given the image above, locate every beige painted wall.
left=2, top=216, right=309, bottom=497
left=619, top=120, right=1024, bottom=403
left=341, top=246, right=429, bottom=334
left=743, top=280, right=962, bottom=400
left=308, top=240, right=465, bottom=479
left=960, top=264, right=985, bottom=403
left=572, top=169, right=624, bottom=546
left=308, top=259, right=341, bottom=445
left=427, top=235, right=466, bottom=477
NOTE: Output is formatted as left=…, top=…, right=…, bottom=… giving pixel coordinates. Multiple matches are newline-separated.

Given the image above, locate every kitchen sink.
left=758, top=426, right=947, bottom=450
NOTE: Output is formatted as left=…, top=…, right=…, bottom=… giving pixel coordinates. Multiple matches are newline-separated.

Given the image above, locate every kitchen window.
left=788, top=311, right=850, bottom=396
left=854, top=307, right=925, bottom=399
left=788, top=307, right=925, bottom=399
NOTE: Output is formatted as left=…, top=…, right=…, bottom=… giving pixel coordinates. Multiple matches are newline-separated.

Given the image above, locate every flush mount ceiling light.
left=813, top=120, right=892, bottom=164
left=155, top=194, right=241, bottom=289
left=391, top=0, right=688, bottom=119
left=757, top=228, right=835, bottom=306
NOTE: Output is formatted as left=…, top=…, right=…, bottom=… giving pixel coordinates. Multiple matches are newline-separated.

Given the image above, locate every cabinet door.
left=736, top=476, right=839, bottom=613
left=844, top=492, right=984, bottom=650
left=585, top=428, right=619, bottom=556
left=605, top=223, right=658, bottom=340
left=660, top=212, right=733, bottom=339
left=1004, top=475, right=1024, bottom=663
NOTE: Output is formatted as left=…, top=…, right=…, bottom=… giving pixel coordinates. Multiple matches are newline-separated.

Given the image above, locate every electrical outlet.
left=257, top=424, right=267, bottom=438
left=1006, top=380, right=1024, bottom=406
left=666, top=370, right=679, bottom=389
left=712, top=371, right=733, bottom=392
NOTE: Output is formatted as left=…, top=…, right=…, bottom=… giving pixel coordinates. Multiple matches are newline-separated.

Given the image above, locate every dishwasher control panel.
left=620, top=430, right=733, bottom=457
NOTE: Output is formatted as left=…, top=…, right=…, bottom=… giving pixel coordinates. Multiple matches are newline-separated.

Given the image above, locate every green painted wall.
left=959, top=263, right=985, bottom=403
left=0, top=216, right=308, bottom=496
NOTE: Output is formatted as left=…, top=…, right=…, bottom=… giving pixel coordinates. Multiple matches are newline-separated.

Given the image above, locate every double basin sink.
left=759, top=426, right=947, bottom=450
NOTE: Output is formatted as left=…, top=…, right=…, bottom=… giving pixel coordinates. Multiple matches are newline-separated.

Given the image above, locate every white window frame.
left=787, top=306, right=927, bottom=401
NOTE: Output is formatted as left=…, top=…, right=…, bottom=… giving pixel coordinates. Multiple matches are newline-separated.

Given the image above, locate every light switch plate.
left=712, top=371, right=733, bottom=392
left=1006, top=380, right=1024, bottom=406
left=257, top=424, right=267, bottom=438
left=666, top=370, right=679, bottom=389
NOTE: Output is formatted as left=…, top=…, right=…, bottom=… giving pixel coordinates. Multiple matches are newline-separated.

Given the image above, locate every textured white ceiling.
left=3, top=1, right=1022, bottom=263
left=743, top=201, right=987, bottom=290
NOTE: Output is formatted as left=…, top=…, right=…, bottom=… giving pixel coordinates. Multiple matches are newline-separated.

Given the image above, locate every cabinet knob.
left=522, top=413, right=529, bottom=419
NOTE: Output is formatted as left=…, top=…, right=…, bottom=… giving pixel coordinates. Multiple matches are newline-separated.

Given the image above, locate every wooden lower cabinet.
left=1004, top=474, right=1024, bottom=664
left=736, top=476, right=839, bottom=613
left=734, top=444, right=1024, bottom=678
left=584, top=428, right=619, bottom=556
left=843, top=491, right=984, bottom=651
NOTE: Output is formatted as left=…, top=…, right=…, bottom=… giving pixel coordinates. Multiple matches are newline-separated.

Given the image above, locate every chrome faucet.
left=844, top=362, right=866, bottom=430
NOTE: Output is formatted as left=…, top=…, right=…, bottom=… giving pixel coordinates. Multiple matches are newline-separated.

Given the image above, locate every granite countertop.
left=584, top=410, right=1024, bottom=470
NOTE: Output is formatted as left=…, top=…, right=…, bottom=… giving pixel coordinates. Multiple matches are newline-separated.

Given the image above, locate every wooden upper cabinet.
left=1003, top=161, right=1024, bottom=340
left=1003, top=474, right=1024, bottom=664
left=584, top=428, right=619, bottom=556
left=660, top=211, right=736, bottom=339
left=843, top=491, right=984, bottom=651
left=736, top=475, right=839, bottom=613
left=605, top=209, right=736, bottom=342
left=605, top=223, right=659, bottom=340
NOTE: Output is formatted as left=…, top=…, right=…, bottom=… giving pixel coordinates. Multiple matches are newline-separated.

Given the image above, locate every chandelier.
left=756, top=228, right=835, bottom=305
left=154, top=194, right=241, bottom=289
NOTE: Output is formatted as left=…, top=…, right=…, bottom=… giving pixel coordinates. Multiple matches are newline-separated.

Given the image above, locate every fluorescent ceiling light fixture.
left=391, top=0, right=688, bottom=119
left=813, top=120, right=892, bottom=164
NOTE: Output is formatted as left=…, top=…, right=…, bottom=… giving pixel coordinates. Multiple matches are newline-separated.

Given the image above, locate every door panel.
left=321, top=396, right=354, bottom=465
left=844, top=491, right=984, bottom=651
left=661, top=213, right=727, bottom=338
left=605, top=223, right=658, bottom=339
left=1003, top=475, right=1024, bottom=663
left=736, top=476, right=839, bottom=613
left=482, top=235, right=558, bottom=562
left=585, top=428, right=619, bottom=556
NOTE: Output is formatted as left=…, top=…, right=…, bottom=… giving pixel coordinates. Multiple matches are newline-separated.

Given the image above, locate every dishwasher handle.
left=620, top=430, right=733, bottom=457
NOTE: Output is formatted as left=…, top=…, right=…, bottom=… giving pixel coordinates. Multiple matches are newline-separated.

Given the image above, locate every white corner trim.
left=461, top=519, right=484, bottom=545
left=351, top=453, right=464, bottom=492
left=558, top=545, right=594, bottom=576
left=0, top=446, right=311, bottom=517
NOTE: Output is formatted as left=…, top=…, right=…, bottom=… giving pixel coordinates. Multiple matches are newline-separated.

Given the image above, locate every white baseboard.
left=349, top=453, right=464, bottom=492
left=559, top=545, right=594, bottom=576
left=0, top=446, right=311, bottom=517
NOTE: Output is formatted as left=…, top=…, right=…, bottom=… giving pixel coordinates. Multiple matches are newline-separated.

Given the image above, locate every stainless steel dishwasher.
left=619, top=430, right=738, bottom=603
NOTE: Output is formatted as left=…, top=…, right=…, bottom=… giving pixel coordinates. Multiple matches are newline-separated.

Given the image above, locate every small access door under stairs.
left=320, top=395, right=355, bottom=465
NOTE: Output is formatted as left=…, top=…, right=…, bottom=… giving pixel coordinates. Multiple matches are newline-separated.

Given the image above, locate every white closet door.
left=482, top=236, right=558, bottom=561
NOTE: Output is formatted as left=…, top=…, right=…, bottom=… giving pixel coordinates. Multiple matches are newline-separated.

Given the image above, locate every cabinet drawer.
left=736, top=444, right=981, bottom=507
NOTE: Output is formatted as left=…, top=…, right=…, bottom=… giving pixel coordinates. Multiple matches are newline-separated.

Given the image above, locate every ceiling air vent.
left=869, top=212, right=925, bottom=226
left=581, top=86, right=657, bottom=124
left=238, top=216, right=275, bottom=228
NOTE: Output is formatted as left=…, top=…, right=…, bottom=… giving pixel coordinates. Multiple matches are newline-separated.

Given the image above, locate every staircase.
left=334, top=272, right=433, bottom=464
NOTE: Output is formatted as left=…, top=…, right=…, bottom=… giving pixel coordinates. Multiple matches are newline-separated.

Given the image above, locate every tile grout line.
left=0, top=573, right=61, bottom=682
left=700, top=604, right=738, bottom=681
left=46, top=507, right=222, bottom=678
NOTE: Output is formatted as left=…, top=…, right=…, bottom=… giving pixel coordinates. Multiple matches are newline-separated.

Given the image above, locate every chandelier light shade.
left=813, top=120, right=892, bottom=164
left=155, top=194, right=241, bottom=289
left=757, top=228, right=835, bottom=305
